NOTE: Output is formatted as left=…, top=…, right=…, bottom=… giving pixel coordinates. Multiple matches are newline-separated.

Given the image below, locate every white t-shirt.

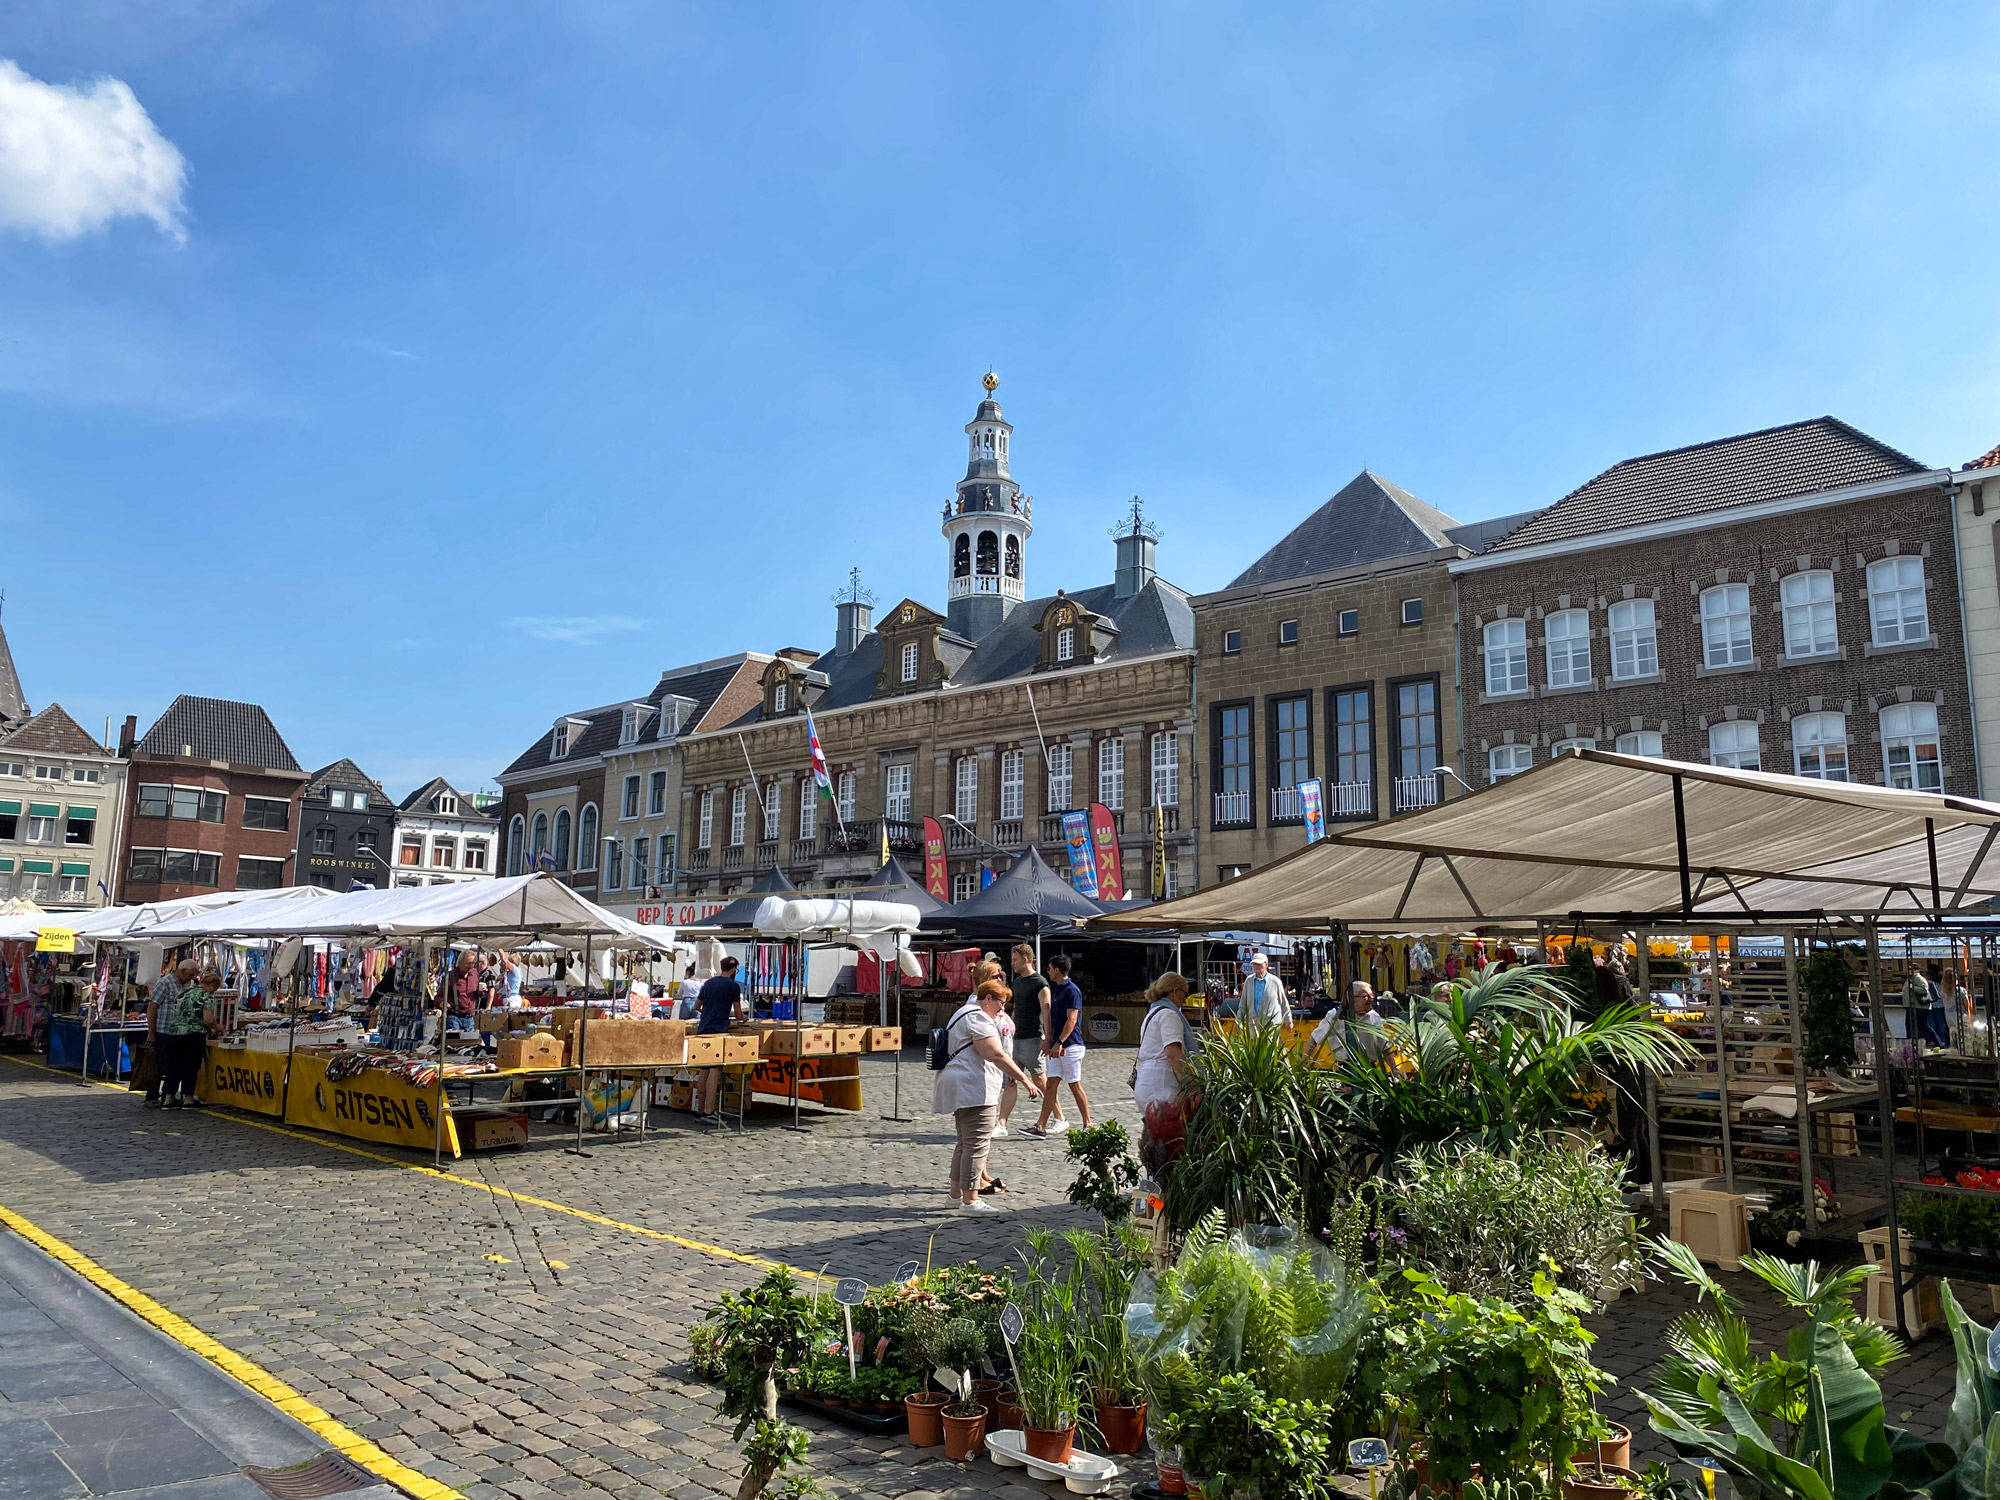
left=1134, top=1002, right=1186, bottom=1113
left=931, top=1001, right=1002, bottom=1114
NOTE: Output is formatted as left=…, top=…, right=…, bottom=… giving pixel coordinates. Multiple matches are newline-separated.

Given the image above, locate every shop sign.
left=197, top=1045, right=287, bottom=1117
left=286, top=1052, right=458, bottom=1153
left=35, top=928, right=77, bottom=953
left=632, top=901, right=728, bottom=926
left=1086, top=1012, right=1123, bottom=1043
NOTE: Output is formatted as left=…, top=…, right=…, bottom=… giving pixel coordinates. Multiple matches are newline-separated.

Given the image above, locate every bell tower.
left=942, top=372, right=1032, bottom=640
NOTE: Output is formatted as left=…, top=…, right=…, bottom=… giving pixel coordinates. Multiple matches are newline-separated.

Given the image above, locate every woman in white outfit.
left=933, top=978, right=1042, bottom=1214
left=1134, top=972, right=1193, bottom=1162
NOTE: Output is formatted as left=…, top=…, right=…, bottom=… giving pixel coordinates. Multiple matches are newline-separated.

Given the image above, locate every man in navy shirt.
left=694, top=957, right=744, bottom=1123
left=1029, top=954, right=1093, bottom=1137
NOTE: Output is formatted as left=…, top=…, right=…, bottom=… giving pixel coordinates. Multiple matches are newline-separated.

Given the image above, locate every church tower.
left=942, top=373, right=1032, bottom=640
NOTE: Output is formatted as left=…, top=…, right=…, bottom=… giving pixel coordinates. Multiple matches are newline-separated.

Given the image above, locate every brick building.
left=117, top=696, right=308, bottom=901
left=1451, top=418, right=1967, bottom=793
left=1952, top=438, right=2000, bottom=797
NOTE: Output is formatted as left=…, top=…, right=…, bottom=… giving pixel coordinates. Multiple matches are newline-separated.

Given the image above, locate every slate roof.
left=723, top=576, right=1195, bottom=729
left=0, top=704, right=104, bottom=758
left=1227, top=472, right=1461, bottom=589
left=499, top=656, right=760, bottom=779
left=1487, top=417, right=1930, bottom=554
left=305, top=758, right=390, bottom=801
left=398, top=776, right=498, bottom=821
left=1965, top=441, right=2000, bottom=473
left=0, top=614, right=23, bottom=730
left=135, top=695, right=302, bottom=772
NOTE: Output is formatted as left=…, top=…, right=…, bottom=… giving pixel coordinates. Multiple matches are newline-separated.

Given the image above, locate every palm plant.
left=1333, top=964, right=1694, bottom=1172
left=1014, top=1229, right=1091, bottom=1435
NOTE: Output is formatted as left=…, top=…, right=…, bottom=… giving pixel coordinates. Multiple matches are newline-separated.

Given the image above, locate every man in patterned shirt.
left=142, top=958, right=196, bottom=1109
left=156, top=960, right=218, bottom=1109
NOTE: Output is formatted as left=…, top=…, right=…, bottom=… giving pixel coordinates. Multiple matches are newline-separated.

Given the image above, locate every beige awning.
left=1091, top=749, right=2000, bottom=932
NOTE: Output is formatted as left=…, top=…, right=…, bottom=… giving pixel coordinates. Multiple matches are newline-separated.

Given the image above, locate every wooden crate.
left=497, top=1034, right=565, bottom=1071
left=825, top=998, right=877, bottom=1026
left=863, top=1026, right=903, bottom=1052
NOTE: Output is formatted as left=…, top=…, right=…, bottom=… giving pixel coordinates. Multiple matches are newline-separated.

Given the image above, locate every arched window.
left=953, top=534, right=971, bottom=578
left=1608, top=599, right=1658, bottom=680
left=976, top=531, right=999, bottom=575
left=1700, top=584, right=1753, bottom=668
left=530, top=812, right=548, bottom=864
left=1483, top=618, right=1527, bottom=695
left=578, top=804, right=598, bottom=869
left=506, top=815, right=525, bottom=876
left=1780, top=571, right=1837, bottom=658
left=553, top=808, right=572, bottom=870
left=1792, top=712, right=1848, bottom=780
left=1005, top=534, right=1021, bottom=579
left=1881, top=702, right=1942, bottom=790
left=1708, top=719, right=1761, bottom=770
left=1544, top=609, right=1590, bottom=688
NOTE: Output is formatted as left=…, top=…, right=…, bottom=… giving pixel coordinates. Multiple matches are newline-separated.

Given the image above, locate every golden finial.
left=982, top=370, right=998, bottom=395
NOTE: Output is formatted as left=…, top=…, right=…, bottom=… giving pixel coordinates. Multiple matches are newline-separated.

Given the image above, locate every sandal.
left=979, top=1179, right=1008, bottom=1195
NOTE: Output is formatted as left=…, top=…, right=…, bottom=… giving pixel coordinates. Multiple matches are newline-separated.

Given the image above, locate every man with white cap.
left=1241, top=951, right=1291, bottom=1028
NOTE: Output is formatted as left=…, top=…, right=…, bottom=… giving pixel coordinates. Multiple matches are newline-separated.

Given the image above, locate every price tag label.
left=998, top=1303, right=1024, bottom=1344
left=1347, top=1438, right=1389, bottom=1468
left=834, top=1277, right=869, bottom=1307
left=894, top=1260, right=920, bottom=1285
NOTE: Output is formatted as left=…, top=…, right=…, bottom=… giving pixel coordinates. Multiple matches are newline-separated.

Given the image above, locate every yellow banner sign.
left=195, top=1044, right=287, bottom=1117
left=284, top=1051, right=459, bottom=1155
left=35, top=928, right=76, bottom=953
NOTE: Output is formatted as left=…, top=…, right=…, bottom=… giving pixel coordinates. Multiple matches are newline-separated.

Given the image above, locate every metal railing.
left=1394, top=772, right=1441, bottom=814
left=1269, top=786, right=1301, bottom=821
left=1212, top=790, right=1251, bottom=827
left=1328, top=780, right=1373, bottom=818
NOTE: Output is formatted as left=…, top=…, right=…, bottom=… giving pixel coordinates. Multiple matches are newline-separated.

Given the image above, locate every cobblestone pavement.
left=0, top=1049, right=1967, bottom=1499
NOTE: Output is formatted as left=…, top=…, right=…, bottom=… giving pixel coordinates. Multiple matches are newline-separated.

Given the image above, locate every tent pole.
left=1711, top=930, right=1734, bottom=1193
left=569, top=935, right=594, bottom=1157
left=1672, top=775, right=1693, bottom=917
left=1786, top=928, right=1816, bottom=1236
left=789, top=936, right=807, bottom=1133
left=1869, top=918, right=1908, bottom=1341
left=1635, top=926, right=1663, bottom=1212
left=434, top=937, right=449, bottom=1168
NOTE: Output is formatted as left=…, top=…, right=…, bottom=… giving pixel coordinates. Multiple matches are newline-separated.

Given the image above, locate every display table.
left=195, top=1041, right=287, bottom=1117
left=47, top=1017, right=146, bottom=1079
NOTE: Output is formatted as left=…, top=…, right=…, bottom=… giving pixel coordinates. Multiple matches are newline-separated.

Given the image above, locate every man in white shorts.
left=1029, top=954, right=1092, bottom=1136
left=997, top=942, right=1062, bottom=1136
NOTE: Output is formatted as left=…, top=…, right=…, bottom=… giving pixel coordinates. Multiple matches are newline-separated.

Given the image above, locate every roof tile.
left=135, top=695, right=301, bottom=772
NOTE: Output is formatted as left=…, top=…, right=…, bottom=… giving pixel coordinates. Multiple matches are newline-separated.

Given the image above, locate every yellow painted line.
left=0, top=1052, right=813, bottom=1280
left=0, top=1199, right=466, bottom=1500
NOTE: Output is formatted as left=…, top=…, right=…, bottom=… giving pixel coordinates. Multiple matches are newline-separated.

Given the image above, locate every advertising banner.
left=195, top=1043, right=287, bottom=1118
left=1087, top=803, right=1123, bottom=897
left=1299, top=779, right=1326, bottom=843
left=921, top=816, right=948, bottom=900
left=285, top=1051, right=458, bottom=1155
left=1062, top=809, right=1099, bottom=898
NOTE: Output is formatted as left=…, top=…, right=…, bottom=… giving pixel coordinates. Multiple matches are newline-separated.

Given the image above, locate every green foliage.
left=1154, top=1372, right=1343, bottom=1499
left=1563, top=942, right=1600, bottom=1012
left=1799, top=945, right=1858, bottom=1074
left=1902, top=1192, right=2000, bottom=1251
left=1379, top=1269, right=1607, bottom=1485
left=899, top=1306, right=946, bottom=1375
left=1368, top=1139, right=1644, bottom=1304
left=687, top=1318, right=726, bottom=1381
left=936, top=1317, right=987, bottom=1393
left=1012, top=1228, right=1091, bottom=1434
left=709, top=1268, right=826, bottom=1434
left=1066, top=1120, right=1144, bottom=1225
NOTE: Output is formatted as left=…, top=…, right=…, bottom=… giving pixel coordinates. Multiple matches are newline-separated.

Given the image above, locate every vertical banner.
left=1062, top=809, right=1099, bottom=898
left=1299, top=779, right=1326, bottom=843
left=1151, top=800, right=1166, bottom=899
left=921, top=816, right=949, bottom=901
left=1087, top=802, right=1123, bottom=898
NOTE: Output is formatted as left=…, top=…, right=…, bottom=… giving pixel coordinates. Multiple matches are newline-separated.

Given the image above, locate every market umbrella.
left=942, top=844, right=1104, bottom=939
left=861, top=857, right=949, bottom=917
left=703, top=865, right=799, bottom=932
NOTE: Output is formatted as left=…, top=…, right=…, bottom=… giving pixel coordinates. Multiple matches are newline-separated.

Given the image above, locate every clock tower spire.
left=942, top=372, right=1032, bottom=640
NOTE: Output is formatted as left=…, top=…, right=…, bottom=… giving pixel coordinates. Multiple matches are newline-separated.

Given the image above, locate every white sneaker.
left=990, top=1123, right=1009, bottom=1137
left=958, top=1199, right=1000, bottom=1215
left=1046, top=1118, right=1071, bottom=1133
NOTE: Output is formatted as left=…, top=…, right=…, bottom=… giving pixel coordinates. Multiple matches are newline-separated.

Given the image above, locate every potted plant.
left=1564, top=1463, right=1643, bottom=1500
left=1013, top=1231, right=1090, bottom=1464
left=900, top=1307, right=948, bottom=1448
left=1076, top=1228, right=1149, bottom=1453
left=1154, top=1373, right=1340, bottom=1499
left=937, top=1317, right=989, bottom=1461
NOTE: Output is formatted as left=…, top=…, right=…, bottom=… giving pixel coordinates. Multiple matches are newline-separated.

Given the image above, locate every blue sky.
left=3, top=3, right=1998, bottom=796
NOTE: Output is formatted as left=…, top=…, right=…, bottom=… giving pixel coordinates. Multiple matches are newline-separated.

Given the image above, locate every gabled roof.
left=1965, top=440, right=2000, bottom=474
left=306, top=758, right=389, bottom=801
left=135, top=695, right=302, bottom=772
left=1227, top=471, right=1460, bottom=589
left=720, top=576, right=1196, bottom=730
left=1487, top=417, right=1930, bottom=555
left=498, top=655, right=765, bottom=779
left=398, top=776, right=498, bottom=820
left=0, top=704, right=104, bottom=758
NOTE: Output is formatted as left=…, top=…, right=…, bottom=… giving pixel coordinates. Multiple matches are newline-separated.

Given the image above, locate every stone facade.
left=1453, top=483, right=1972, bottom=791
left=389, top=778, right=499, bottom=887
left=1952, top=447, right=2000, bottom=797
left=0, top=707, right=128, bottom=910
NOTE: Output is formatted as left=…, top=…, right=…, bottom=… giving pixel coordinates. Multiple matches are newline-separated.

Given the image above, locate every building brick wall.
left=117, top=756, right=307, bottom=902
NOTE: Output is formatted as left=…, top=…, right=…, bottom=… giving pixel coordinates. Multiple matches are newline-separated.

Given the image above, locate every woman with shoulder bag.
left=932, top=977, right=1041, bottom=1215
left=1134, top=972, right=1194, bottom=1163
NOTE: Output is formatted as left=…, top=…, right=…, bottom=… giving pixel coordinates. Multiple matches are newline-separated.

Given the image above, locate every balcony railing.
left=946, top=823, right=980, bottom=854
left=1038, top=811, right=1075, bottom=845
left=722, top=846, right=746, bottom=870
left=1394, top=772, right=1441, bottom=814
left=1212, top=790, right=1251, bottom=827
left=823, top=818, right=925, bottom=857
left=1269, top=786, right=1301, bottom=822
left=756, top=841, right=778, bottom=869
left=993, top=819, right=1024, bottom=847
left=1153, top=804, right=1181, bottom=833
left=687, top=847, right=712, bottom=871
left=790, top=838, right=818, bottom=864
left=1329, top=780, right=1374, bottom=818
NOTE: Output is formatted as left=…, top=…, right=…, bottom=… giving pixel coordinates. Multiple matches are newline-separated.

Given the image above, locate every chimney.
left=1113, top=496, right=1160, bottom=600
left=117, top=714, right=137, bottom=757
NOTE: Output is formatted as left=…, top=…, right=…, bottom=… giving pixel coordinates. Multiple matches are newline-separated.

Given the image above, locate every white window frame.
left=798, top=778, right=817, bottom=841
left=551, top=722, right=571, bottom=759
left=954, top=756, right=978, bottom=825
left=951, top=871, right=979, bottom=903
left=71, top=767, right=101, bottom=784
left=773, top=681, right=788, bottom=713
left=631, top=836, right=650, bottom=889
left=900, top=641, right=919, bottom=683
left=1550, top=737, right=1596, bottom=755
left=884, top=764, right=912, bottom=823
left=577, top=803, right=598, bottom=868
left=647, top=770, right=667, bottom=817
left=1608, top=598, right=1658, bottom=681
left=1615, top=731, right=1664, bottom=758
left=1488, top=744, right=1532, bottom=782
left=836, top=770, right=856, bottom=825
left=1544, top=609, right=1591, bottom=689
left=1881, top=702, right=1942, bottom=791
left=698, top=791, right=714, bottom=849
left=32, top=764, right=63, bottom=782
left=1708, top=719, right=1761, bottom=770
left=1151, top=731, right=1179, bottom=808
left=1046, top=743, right=1073, bottom=812
left=729, top=787, right=747, bottom=847
left=622, top=774, right=641, bottom=820
left=762, top=780, right=780, bottom=839
left=1055, top=626, right=1074, bottom=663
left=1700, top=584, right=1753, bottom=669
left=1780, top=570, right=1838, bottom=659
left=999, top=749, right=1024, bottom=821
left=1484, top=618, right=1528, bottom=695
left=1097, top=737, right=1124, bottom=811
left=1867, top=556, right=1929, bottom=647
left=1791, top=711, right=1849, bottom=781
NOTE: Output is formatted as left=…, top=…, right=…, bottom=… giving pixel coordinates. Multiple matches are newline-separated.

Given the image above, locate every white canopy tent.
left=1091, top=750, right=2000, bottom=933
left=0, top=887, right=336, bottom=944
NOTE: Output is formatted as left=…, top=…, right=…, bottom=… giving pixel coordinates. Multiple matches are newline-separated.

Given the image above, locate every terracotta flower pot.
left=941, top=1405, right=987, bottom=1461
left=1157, top=1449, right=1188, bottom=1495
left=1563, top=1465, right=1642, bottom=1500
left=904, top=1391, right=948, bottom=1448
left=1095, top=1400, right=1147, bottom=1454
left=972, top=1377, right=1003, bottom=1426
left=994, top=1388, right=1023, bottom=1431
left=1572, top=1423, right=1632, bottom=1471
left=1023, top=1424, right=1076, bottom=1465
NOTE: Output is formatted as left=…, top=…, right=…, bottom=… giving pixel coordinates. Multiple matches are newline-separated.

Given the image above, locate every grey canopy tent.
left=702, top=866, right=800, bottom=932
left=942, top=845, right=1104, bottom=939
left=861, top=857, right=950, bottom=918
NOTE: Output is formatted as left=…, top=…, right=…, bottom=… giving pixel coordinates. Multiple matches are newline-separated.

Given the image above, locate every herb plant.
left=1066, top=1120, right=1144, bottom=1226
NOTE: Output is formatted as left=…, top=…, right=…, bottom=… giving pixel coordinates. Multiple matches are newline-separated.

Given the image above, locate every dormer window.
left=773, top=682, right=788, bottom=713
left=1056, top=626, right=1074, bottom=663
left=435, top=795, right=457, bottom=815
left=900, top=641, right=919, bottom=683
left=658, top=702, right=679, bottom=739
left=552, top=723, right=571, bottom=759
left=618, top=704, right=653, bottom=746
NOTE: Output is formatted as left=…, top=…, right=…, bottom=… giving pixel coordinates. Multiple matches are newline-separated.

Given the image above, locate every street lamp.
left=355, top=845, right=394, bottom=888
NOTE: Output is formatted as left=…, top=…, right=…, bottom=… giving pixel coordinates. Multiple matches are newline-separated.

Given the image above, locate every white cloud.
left=0, top=58, right=186, bottom=241
left=509, top=615, right=647, bottom=645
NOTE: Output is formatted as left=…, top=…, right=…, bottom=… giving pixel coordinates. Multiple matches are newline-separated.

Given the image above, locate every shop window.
left=1544, top=609, right=1591, bottom=689
left=1097, top=737, right=1124, bottom=812
left=955, top=756, right=978, bottom=825
left=1488, top=744, right=1532, bottom=782
left=1000, top=750, right=1024, bottom=821
left=1222, top=629, right=1241, bottom=654
left=1608, top=599, right=1658, bottom=680
left=1780, top=571, right=1838, bottom=658
left=1279, top=620, right=1299, bottom=645
left=399, top=838, right=423, bottom=866
left=236, top=856, right=284, bottom=891
left=885, top=764, right=913, bottom=822
left=463, top=841, right=488, bottom=872
left=623, top=775, right=641, bottom=819
left=900, top=641, right=919, bottom=683
left=243, top=796, right=289, bottom=831
left=631, top=837, right=650, bottom=888
left=729, top=787, right=747, bottom=846
left=1881, top=702, right=1942, bottom=791
left=1338, top=609, right=1360, bottom=636
left=1792, top=712, right=1849, bottom=781
left=313, top=827, right=337, bottom=856
left=1046, top=743, right=1073, bottom=813
left=431, top=840, right=456, bottom=868
left=1151, top=731, right=1180, bottom=808
left=1867, top=556, right=1929, bottom=646
left=577, top=804, right=598, bottom=868
left=1401, top=599, right=1423, bottom=625
left=1700, top=584, right=1753, bottom=669
left=798, top=778, right=817, bottom=841
left=64, top=811, right=95, bottom=845
left=648, top=771, right=667, bottom=817
left=1484, top=619, right=1528, bottom=694
left=951, top=871, right=978, bottom=902
left=1708, top=719, right=1761, bottom=771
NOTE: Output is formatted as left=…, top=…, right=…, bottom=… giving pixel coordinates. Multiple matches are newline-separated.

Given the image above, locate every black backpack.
left=927, top=1009, right=976, bottom=1071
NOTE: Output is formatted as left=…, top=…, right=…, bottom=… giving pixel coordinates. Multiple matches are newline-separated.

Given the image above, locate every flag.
left=880, top=819, right=891, bottom=866
left=1151, top=800, right=1166, bottom=899
left=805, top=708, right=832, bottom=801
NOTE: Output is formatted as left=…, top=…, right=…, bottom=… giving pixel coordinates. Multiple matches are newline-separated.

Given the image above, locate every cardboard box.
left=684, top=1035, right=725, bottom=1067
left=759, top=1025, right=834, bottom=1057
left=722, top=1034, right=762, bottom=1065
left=469, top=1114, right=530, bottom=1150
left=863, top=1026, right=903, bottom=1052
left=830, top=1026, right=868, bottom=1055
left=573, top=1019, right=691, bottom=1067
left=497, top=1034, right=565, bottom=1071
